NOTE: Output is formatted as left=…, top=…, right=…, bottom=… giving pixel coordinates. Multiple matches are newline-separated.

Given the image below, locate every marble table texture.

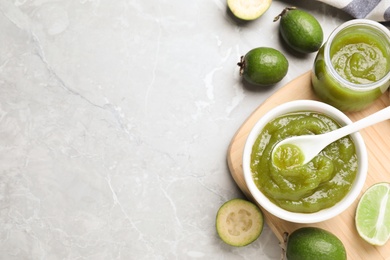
left=0, top=0, right=355, bottom=259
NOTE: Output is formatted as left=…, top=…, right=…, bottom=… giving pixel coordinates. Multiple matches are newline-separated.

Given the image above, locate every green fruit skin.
left=280, top=9, right=323, bottom=53
left=243, top=47, right=288, bottom=85
left=215, top=199, right=263, bottom=247
left=286, top=227, right=347, bottom=260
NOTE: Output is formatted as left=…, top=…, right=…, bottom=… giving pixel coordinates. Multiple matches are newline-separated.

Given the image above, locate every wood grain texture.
left=227, top=71, right=390, bottom=259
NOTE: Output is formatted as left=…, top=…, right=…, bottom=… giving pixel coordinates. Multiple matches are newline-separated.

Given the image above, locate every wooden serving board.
left=227, top=71, right=390, bottom=259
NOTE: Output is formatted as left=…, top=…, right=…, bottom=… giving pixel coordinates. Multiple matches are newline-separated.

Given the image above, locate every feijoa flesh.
left=274, top=7, right=323, bottom=53
left=238, top=47, right=288, bottom=85
left=227, top=0, right=272, bottom=21
left=216, top=199, right=263, bottom=246
left=286, top=227, right=347, bottom=260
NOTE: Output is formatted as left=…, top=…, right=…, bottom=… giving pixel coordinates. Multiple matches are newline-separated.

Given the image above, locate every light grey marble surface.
left=0, top=1, right=351, bottom=259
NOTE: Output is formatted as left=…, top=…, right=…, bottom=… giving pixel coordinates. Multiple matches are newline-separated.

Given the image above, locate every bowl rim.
left=242, top=100, right=368, bottom=223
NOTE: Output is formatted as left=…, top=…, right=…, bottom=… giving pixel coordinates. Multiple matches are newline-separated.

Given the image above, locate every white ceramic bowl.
left=243, top=100, right=367, bottom=223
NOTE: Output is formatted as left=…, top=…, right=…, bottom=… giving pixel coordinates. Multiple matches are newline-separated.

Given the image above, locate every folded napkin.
left=317, top=0, right=390, bottom=22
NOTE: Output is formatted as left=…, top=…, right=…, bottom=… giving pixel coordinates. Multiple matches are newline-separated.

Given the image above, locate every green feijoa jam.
left=274, top=7, right=323, bottom=53
left=250, top=111, right=357, bottom=213
left=330, top=30, right=389, bottom=84
left=273, top=143, right=305, bottom=169
left=238, top=47, right=288, bottom=85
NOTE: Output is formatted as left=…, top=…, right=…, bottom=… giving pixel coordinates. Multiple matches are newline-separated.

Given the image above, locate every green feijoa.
left=238, top=47, right=288, bottom=85
left=274, top=7, right=323, bottom=53
left=286, top=227, right=347, bottom=260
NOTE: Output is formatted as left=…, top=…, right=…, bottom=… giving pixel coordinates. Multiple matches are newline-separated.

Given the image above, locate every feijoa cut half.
left=227, top=0, right=272, bottom=21
left=274, top=7, right=323, bottom=53
left=216, top=199, right=263, bottom=246
left=238, top=47, right=288, bottom=85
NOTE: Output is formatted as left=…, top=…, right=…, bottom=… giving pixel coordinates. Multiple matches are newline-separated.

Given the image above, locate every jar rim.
left=324, top=19, right=390, bottom=91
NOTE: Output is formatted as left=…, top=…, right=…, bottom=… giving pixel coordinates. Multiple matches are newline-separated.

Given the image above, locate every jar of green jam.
left=312, top=19, right=390, bottom=111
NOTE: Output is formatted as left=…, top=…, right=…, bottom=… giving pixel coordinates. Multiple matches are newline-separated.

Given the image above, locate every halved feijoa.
left=216, top=199, right=263, bottom=246
left=227, top=0, right=272, bottom=21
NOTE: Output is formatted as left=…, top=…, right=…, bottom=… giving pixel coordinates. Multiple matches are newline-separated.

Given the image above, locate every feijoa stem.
left=237, top=56, right=245, bottom=76
left=273, top=6, right=296, bottom=22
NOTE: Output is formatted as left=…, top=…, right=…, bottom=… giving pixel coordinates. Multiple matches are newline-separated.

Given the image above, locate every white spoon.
left=272, top=106, right=390, bottom=165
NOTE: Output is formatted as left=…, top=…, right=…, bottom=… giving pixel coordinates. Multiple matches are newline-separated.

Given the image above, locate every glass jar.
left=311, top=19, right=390, bottom=112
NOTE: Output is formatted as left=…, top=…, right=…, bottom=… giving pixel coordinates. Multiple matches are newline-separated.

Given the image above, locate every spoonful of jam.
left=272, top=106, right=390, bottom=166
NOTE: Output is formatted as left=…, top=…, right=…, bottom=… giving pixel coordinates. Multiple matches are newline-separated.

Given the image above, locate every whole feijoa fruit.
left=274, top=7, right=323, bottom=53
left=238, top=47, right=288, bottom=85
left=227, top=0, right=272, bottom=21
left=286, top=227, right=347, bottom=260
